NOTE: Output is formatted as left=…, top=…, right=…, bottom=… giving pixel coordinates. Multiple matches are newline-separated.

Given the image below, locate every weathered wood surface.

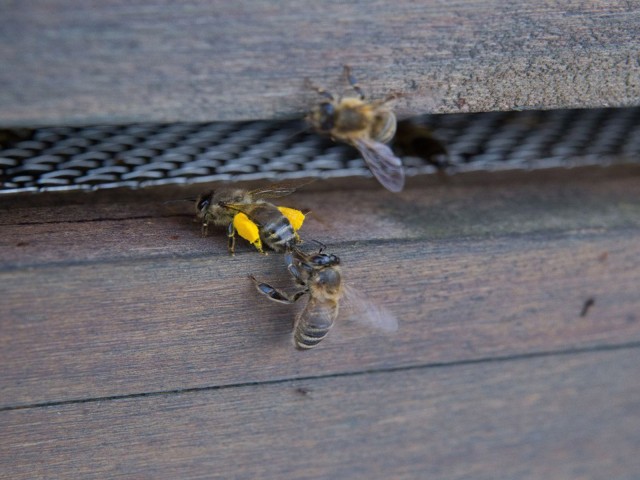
left=1, top=348, right=639, bottom=479
left=1, top=170, right=639, bottom=410
left=1, top=1, right=639, bottom=126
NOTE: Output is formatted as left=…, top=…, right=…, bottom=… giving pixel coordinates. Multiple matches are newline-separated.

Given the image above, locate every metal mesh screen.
left=1, top=107, right=639, bottom=194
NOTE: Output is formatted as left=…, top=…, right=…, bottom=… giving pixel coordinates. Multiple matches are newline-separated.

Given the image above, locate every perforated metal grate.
left=1, top=107, right=639, bottom=194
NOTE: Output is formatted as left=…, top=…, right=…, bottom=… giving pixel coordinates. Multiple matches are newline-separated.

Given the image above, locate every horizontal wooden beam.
left=1, top=348, right=639, bottom=478
left=0, top=1, right=639, bottom=126
left=1, top=171, right=639, bottom=408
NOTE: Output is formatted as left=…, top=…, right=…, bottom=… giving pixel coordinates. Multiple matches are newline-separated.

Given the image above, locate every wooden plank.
left=1, top=348, right=639, bottom=479
left=1, top=171, right=639, bottom=265
left=1, top=173, right=639, bottom=408
left=0, top=1, right=638, bottom=126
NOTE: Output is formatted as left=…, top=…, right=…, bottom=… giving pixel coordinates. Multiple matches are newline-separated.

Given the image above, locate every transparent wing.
left=340, top=284, right=399, bottom=333
left=249, top=180, right=315, bottom=200
left=221, top=202, right=268, bottom=219
left=354, top=138, right=405, bottom=193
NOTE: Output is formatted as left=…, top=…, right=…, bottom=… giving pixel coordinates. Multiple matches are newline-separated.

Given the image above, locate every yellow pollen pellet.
left=277, top=206, right=306, bottom=231
left=233, top=213, right=263, bottom=252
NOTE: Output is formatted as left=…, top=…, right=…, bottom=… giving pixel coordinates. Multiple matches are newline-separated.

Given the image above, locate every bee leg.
left=284, top=249, right=293, bottom=266
left=343, top=65, right=365, bottom=100
left=227, top=222, right=236, bottom=255
left=287, top=264, right=306, bottom=286
left=304, top=78, right=335, bottom=101
left=201, top=221, right=209, bottom=237
left=249, top=275, right=307, bottom=304
left=284, top=250, right=309, bottom=286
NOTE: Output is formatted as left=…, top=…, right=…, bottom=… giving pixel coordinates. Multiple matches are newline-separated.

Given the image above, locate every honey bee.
left=250, top=243, right=398, bottom=350
left=195, top=184, right=306, bottom=254
left=306, top=65, right=405, bottom=192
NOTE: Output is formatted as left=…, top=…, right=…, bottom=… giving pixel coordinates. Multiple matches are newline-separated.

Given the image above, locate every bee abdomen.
left=293, top=302, right=337, bottom=350
left=372, top=111, right=397, bottom=144
left=294, top=323, right=333, bottom=350
left=262, top=217, right=298, bottom=251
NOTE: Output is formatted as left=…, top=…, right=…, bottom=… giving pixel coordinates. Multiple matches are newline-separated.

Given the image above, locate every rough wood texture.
left=2, top=167, right=640, bottom=478
left=1, top=170, right=639, bottom=410
left=1, top=1, right=639, bottom=126
left=1, top=348, right=639, bottom=479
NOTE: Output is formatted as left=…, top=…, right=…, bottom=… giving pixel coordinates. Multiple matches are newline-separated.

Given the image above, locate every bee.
left=195, top=184, right=307, bottom=254
left=306, top=65, right=405, bottom=192
left=250, top=243, right=398, bottom=350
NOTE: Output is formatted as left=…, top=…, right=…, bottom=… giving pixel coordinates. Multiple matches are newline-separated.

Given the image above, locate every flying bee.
left=250, top=243, right=398, bottom=350
left=306, top=65, right=405, bottom=192
left=195, top=184, right=307, bottom=254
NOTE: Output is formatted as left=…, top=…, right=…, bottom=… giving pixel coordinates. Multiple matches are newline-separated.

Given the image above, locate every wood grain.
left=1, top=173, right=639, bottom=408
left=1, top=171, right=639, bottom=264
left=1, top=1, right=639, bottom=126
left=1, top=348, right=639, bottom=479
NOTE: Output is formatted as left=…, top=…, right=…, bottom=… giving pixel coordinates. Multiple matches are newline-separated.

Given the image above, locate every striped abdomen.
left=371, top=110, right=397, bottom=144
left=250, top=205, right=299, bottom=252
left=262, top=215, right=298, bottom=251
left=293, top=299, right=339, bottom=350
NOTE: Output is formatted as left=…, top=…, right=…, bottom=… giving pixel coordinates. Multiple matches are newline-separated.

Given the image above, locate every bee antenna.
left=219, top=201, right=243, bottom=213
left=310, top=239, right=327, bottom=253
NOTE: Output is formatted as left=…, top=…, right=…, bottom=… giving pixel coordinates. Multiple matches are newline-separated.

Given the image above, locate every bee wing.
left=340, top=284, right=399, bottom=333
left=221, top=202, right=267, bottom=219
left=354, top=138, right=405, bottom=193
left=249, top=180, right=315, bottom=200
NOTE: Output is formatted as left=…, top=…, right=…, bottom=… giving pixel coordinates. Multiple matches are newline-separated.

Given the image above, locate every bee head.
left=309, top=101, right=336, bottom=132
left=310, top=252, right=340, bottom=267
left=196, top=191, right=214, bottom=214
